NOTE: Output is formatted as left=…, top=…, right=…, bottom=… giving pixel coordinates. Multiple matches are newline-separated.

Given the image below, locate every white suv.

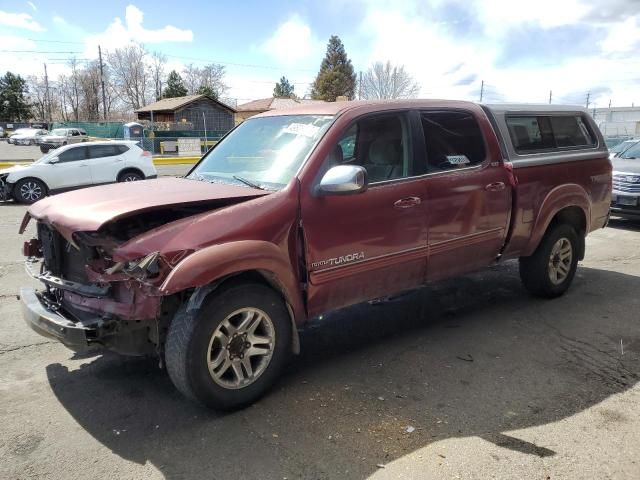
left=0, top=141, right=157, bottom=204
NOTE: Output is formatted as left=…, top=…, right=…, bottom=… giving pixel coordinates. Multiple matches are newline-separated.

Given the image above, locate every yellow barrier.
left=0, top=157, right=200, bottom=168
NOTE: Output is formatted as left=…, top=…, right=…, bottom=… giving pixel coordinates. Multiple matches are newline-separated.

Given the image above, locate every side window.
left=506, top=116, right=555, bottom=153
left=71, top=130, right=80, bottom=136
left=421, top=111, right=487, bottom=171
left=88, top=145, right=119, bottom=158
left=550, top=116, right=595, bottom=147
left=58, top=146, right=87, bottom=162
left=117, top=145, right=130, bottom=154
left=328, top=114, right=412, bottom=184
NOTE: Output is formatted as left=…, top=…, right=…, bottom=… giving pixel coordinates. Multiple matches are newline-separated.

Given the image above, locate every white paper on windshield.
left=283, top=123, right=320, bottom=138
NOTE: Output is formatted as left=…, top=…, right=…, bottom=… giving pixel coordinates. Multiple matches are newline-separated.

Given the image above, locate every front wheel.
left=14, top=178, right=46, bottom=204
left=40, top=145, right=50, bottom=153
left=519, top=224, right=580, bottom=298
left=165, top=283, right=292, bottom=410
left=118, top=171, right=143, bottom=182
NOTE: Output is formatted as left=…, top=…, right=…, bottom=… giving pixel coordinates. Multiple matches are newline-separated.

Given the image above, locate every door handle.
left=485, top=182, right=505, bottom=192
left=394, top=196, right=421, bottom=209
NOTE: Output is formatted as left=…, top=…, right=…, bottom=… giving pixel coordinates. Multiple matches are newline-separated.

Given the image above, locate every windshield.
left=611, top=140, right=637, bottom=154
left=620, top=143, right=640, bottom=159
left=188, top=115, right=333, bottom=190
left=51, top=129, right=67, bottom=136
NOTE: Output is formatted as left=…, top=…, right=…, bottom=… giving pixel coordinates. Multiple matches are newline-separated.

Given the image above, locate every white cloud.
left=0, top=10, right=44, bottom=31
left=601, top=15, right=640, bottom=53
left=27, top=2, right=37, bottom=12
left=260, top=15, right=321, bottom=65
left=83, top=4, right=193, bottom=57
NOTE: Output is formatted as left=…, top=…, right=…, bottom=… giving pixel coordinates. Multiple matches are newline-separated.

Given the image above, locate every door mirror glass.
left=318, top=165, right=367, bottom=195
left=48, top=156, right=59, bottom=164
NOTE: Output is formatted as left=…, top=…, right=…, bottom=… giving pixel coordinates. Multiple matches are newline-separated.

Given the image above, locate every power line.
left=27, top=38, right=84, bottom=44
left=0, top=49, right=82, bottom=54
left=164, top=53, right=316, bottom=72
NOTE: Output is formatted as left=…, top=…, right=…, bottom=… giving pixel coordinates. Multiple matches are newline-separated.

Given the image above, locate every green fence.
left=50, top=122, right=125, bottom=138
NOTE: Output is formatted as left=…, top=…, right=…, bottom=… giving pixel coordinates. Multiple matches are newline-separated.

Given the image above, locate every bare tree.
left=150, top=51, right=167, bottom=101
left=60, top=58, right=82, bottom=121
left=360, top=61, right=420, bottom=100
left=27, top=75, right=48, bottom=121
left=182, top=63, right=228, bottom=99
left=79, top=61, right=102, bottom=121
left=107, top=44, right=150, bottom=110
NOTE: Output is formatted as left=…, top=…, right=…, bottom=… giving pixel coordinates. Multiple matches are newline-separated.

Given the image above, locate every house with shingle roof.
left=135, top=95, right=236, bottom=132
left=236, top=97, right=326, bottom=123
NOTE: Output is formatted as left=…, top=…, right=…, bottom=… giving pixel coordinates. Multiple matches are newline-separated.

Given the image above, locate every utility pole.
left=608, top=99, right=612, bottom=109
left=479, top=80, right=484, bottom=102
left=549, top=90, right=552, bottom=104
left=43, top=63, right=51, bottom=123
left=585, top=91, right=591, bottom=109
left=358, top=71, right=362, bottom=100
left=98, top=45, right=107, bottom=121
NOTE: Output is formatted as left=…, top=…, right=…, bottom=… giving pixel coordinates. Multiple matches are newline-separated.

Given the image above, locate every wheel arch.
left=524, top=184, right=590, bottom=258
left=12, top=175, right=50, bottom=197
left=160, top=241, right=306, bottom=354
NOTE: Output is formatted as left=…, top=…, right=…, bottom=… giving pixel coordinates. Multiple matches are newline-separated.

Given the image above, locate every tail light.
left=141, top=150, right=152, bottom=157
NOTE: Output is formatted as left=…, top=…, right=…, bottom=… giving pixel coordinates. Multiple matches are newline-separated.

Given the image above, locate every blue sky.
left=2, top=0, right=640, bottom=107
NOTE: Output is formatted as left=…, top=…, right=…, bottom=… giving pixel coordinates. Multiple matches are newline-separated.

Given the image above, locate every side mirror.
left=49, top=156, right=60, bottom=164
left=317, top=165, right=367, bottom=195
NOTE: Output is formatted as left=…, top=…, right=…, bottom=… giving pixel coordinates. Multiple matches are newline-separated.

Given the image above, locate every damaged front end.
left=20, top=219, right=181, bottom=355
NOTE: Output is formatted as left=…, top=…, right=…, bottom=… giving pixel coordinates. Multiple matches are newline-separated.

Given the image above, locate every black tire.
left=14, top=178, right=47, bottom=204
left=165, top=283, right=292, bottom=410
left=519, top=223, right=580, bottom=298
left=40, top=145, right=50, bottom=153
left=117, top=170, right=144, bottom=182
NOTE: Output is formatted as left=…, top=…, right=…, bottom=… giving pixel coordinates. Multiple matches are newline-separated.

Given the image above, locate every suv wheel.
left=118, top=171, right=143, bottom=182
left=165, top=283, right=292, bottom=410
left=519, top=223, right=580, bottom=298
left=14, top=178, right=46, bottom=204
left=40, top=145, right=50, bottom=153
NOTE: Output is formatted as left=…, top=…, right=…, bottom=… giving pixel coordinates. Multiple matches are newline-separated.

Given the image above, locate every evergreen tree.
left=273, top=76, right=295, bottom=98
left=0, top=72, right=31, bottom=121
left=196, top=84, right=217, bottom=99
left=162, top=70, right=188, bottom=98
left=311, top=36, right=356, bottom=101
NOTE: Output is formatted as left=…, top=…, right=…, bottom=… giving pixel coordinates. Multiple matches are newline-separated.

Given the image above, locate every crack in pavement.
left=0, top=341, right=56, bottom=355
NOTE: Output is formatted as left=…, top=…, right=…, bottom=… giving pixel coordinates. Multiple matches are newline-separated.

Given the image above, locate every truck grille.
left=613, top=174, right=640, bottom=193
left=37, top=223, right=90, bottom=283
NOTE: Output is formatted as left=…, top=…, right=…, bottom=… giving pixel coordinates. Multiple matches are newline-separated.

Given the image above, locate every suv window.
left=71, top=130, right=80, bottom=136
left=506, top=115, right=596, bottom=153
left=89, top=145, right=121, bottom=158
left=57, top=146, right=88, bottom=162
left=329, top=114, right=412, bottom=183
left=117, top=144, right=130, bottom=154
left=421, top=111, right=486, bottom=171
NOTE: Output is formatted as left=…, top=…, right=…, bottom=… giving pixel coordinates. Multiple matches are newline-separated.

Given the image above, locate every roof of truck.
left=484, top=103, right=589, bottom=114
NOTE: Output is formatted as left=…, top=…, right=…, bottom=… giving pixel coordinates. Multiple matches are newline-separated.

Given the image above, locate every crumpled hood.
left=612, top=158, right=640, bottom=175
left=24, top=177, right=269, bottom=241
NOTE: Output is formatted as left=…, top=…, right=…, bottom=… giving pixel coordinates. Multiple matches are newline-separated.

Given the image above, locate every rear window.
left=506, top=114, right=596, bottom=153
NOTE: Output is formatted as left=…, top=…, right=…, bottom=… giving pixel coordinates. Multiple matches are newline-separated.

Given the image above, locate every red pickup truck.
left=19, top=100, right=611, bottom=409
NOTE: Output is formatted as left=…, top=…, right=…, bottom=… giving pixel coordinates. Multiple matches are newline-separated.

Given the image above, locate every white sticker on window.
left=446, top=155, right=470, bottom=165
left=283, top=123, right=320, bottom=138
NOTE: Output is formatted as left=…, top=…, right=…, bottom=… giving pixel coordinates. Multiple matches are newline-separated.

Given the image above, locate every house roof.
left=135, top=94, right=236, bottom=113
left=237, top=97, right=327, bottom=112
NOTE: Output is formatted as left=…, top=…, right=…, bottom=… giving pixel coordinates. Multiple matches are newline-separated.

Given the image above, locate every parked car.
left=610, top=141, right=640, bottom=218
left=0, top=126, right=5, bottom=139
left=608, top=138, right=639, bottom=160
left=8, top=128, right=33, bottom=144
left=0, top=141, right=156, bottom=204
left=11, top=128, right=48, bottom=146
left=39, top=128, right=88, bottom=152
left=19, top=100, right=611, bottom=409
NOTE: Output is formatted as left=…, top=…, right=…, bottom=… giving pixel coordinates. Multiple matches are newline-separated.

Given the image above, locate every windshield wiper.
left=233, top=175, right=265, bottom=190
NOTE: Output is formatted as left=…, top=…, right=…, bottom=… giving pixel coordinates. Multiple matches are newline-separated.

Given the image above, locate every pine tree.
left=162, top=70, right=188, bottom=98
left=273, top=76, right=295, bottom=98
left=0, top=72, right=31, bottom=121
left=311, top=36, right=356, bottom=101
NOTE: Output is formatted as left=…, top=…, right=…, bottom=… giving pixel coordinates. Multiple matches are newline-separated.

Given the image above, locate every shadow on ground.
left=608, top=216, right=640, bottom=232
left=46, top=262, right=640, bottom=479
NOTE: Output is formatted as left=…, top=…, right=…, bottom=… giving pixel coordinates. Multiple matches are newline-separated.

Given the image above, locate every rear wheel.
left=165, top=283, right=291, bottom=410
left=118, top=171, right=144, bottom=182
left=14, top=178, right=46, bottom=204
left=40, top=145, right=50, bottom=153
left=519, top=223, right=579, bottom=298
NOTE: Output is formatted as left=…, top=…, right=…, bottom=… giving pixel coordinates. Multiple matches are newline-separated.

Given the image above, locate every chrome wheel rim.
left=548, top=238, right=572, bottom=285
left=207, top=307, right=275, bottom=390
left=123, top=174, right=140, bottom=182
left=20, top=181, right=43, bottom=202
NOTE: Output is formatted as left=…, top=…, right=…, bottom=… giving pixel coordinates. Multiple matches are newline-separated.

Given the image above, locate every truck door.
left=300, top=111, right=429, bottom=317
left=419, top=109, right=512, bottom=281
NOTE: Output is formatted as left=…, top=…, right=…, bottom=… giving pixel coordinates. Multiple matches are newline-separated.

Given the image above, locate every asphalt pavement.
left=0, top=178, right=639, bottom=479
